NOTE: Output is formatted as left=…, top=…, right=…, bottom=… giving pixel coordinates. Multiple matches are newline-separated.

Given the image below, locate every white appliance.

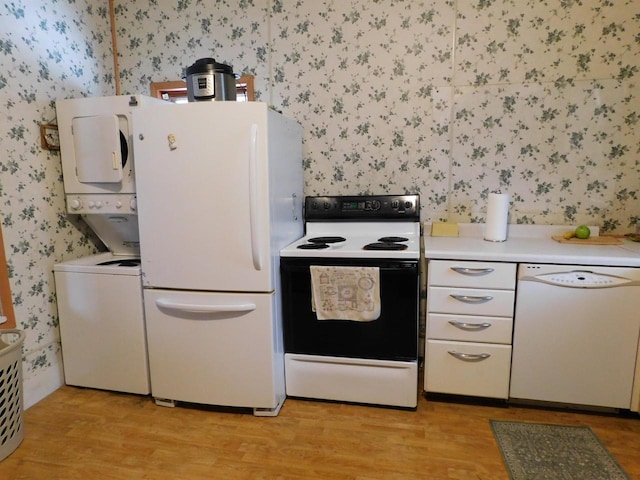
left=132, top=101, right=303, bottom=416
left=54, top=95, right=166, bottom=394
left=56, top=95, right=167, bottom=254
left=279, top=195, right=421, bottom=409
left=54, top=253, right=148, bottom=393
left=510, top=264, right=640, bottom=409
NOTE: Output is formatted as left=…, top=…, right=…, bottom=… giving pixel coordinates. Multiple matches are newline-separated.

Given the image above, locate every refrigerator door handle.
left=292, top=192, right=299, bottom=221
left=155, top=298, right=257, bottom=314
left=249, top=123, right=262, bottom=271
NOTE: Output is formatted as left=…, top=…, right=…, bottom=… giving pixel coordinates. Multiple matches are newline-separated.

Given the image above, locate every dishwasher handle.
left=521, top=270, right=637, bottom=288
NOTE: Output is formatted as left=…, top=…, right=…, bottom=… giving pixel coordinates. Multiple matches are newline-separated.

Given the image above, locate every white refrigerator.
left=132, top=102, right=303, bottom=416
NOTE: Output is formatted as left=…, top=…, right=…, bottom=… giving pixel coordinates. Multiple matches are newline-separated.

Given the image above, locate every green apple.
left=575, top=225, right=590, bottom=239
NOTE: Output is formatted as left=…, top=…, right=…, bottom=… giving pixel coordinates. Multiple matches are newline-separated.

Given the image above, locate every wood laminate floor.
left=1, top=386, right=638, bottom=479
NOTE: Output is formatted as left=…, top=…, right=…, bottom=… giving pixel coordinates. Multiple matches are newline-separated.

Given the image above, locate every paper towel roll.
left=484, top=193, right=509, bottom=242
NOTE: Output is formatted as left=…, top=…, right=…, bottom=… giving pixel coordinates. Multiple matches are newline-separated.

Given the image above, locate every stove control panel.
left=305, top=194, right=419, bottom=221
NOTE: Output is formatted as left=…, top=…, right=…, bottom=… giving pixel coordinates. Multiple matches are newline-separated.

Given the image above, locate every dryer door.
left=72, top=115, right=124, bottom=183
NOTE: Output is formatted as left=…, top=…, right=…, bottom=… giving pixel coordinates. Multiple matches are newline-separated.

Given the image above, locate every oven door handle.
left=155, top=298, right=256, bottom=314
left=248, top=123, right=262, bottom=271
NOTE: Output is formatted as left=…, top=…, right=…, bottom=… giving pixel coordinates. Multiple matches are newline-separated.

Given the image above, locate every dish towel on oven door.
left=309, top=266, right=381, bottom=321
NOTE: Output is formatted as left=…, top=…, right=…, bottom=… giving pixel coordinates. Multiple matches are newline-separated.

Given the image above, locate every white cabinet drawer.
left=425, top=340, right=511, bottom=399
left=428, top=287, right=515, bottom=317
left=428, top=260, right=516, bottom=289
left=427, top=313, right=513, bottom=344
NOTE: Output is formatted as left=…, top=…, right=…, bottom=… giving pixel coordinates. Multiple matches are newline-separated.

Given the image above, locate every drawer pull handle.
left=450, top=267, right=494, bottom=276
left=450, top=294, right=493, bottom=304
left=448, top=350, right=491, bottom=362
left=448, top=320, right=492, bottom=331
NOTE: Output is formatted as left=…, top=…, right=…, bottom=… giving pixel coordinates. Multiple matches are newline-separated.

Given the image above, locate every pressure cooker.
left=185, top=58, right=237, bottom=102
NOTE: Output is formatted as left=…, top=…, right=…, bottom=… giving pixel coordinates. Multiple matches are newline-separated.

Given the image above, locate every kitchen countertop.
left=423, top=223, right=640, bottom=267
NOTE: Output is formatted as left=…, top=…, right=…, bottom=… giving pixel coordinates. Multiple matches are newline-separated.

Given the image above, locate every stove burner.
left=363, top=242, right=409, bottom=251
left=308, top=236, right=346, bottom=244
left=378, top=236, right=408, bottom=243
left=297, top=243, right=330, bottom=250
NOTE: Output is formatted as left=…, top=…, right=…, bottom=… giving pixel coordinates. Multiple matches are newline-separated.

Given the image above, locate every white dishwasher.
left=510, top=263, right=640, bottom=409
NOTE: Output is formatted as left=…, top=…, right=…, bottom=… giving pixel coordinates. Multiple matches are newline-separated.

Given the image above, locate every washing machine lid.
left=53, top=252, right=141, bottom=275
left=82, top=213, right=140, bottom=256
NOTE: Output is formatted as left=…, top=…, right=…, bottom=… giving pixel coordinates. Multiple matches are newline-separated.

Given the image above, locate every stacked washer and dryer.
left=53, top=95, right=166, bottom=395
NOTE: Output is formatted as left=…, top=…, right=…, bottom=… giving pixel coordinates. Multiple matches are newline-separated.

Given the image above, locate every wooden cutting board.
left=551, top=235, right=622, bottom=245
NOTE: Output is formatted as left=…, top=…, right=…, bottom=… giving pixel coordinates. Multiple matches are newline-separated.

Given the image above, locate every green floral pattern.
left=118, top=0, right=639, bottom=230
left=1, top=0, right=114, bottom=407
left=1, top=0, right=639, bottom=407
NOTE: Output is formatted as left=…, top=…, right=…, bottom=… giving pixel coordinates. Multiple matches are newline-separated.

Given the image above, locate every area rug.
left=490, top=420, right=630, bottom=480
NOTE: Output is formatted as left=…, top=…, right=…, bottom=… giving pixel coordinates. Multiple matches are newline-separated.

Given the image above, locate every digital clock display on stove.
left=342, top=201, right=364, bottom=211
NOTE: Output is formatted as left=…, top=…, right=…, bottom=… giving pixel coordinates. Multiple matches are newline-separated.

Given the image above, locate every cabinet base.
left=425, top=392, right=640, bottom=417
left=424, top=391, right=508, bottom=408
left=508, top=397, right=622, bottom=415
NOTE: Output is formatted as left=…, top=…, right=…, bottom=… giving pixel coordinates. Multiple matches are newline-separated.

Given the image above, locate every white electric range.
left=280, top=194, right=421, bottom=409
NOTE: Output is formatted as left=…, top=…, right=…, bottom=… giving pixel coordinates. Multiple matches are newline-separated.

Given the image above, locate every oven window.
left=281, top=258, right=419, bottom=361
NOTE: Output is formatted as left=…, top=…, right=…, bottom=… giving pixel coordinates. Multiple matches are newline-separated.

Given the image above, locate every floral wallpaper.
left=0, top=0, right=114, bottom=408
left=118, top=0, right=640, bottom=232
left=0, top=0, right=639, bottom=408
left=115, top=0, right=270, bottom=99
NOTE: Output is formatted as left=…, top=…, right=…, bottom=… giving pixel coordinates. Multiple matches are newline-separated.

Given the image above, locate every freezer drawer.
left=427, top=260, right=516, bottom=289
left=144, top=289, right=284, bottom=412
left=427, top=287, right=515, bottom=317
left=425, top=340, right=511, bottom=399
left=427, top=313, right=512, bottom=344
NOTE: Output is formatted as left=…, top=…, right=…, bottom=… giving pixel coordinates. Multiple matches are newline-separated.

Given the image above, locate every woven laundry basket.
left=0, top=329, right=25, bottom=461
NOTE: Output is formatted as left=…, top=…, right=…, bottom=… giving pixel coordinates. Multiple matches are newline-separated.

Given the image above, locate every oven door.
left=281, top=257, right=419, bottom=361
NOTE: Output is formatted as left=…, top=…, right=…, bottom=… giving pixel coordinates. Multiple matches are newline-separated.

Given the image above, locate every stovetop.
left=280, top=194, right=421, bottom=260
left=280, top=222, right=420, bottom=259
